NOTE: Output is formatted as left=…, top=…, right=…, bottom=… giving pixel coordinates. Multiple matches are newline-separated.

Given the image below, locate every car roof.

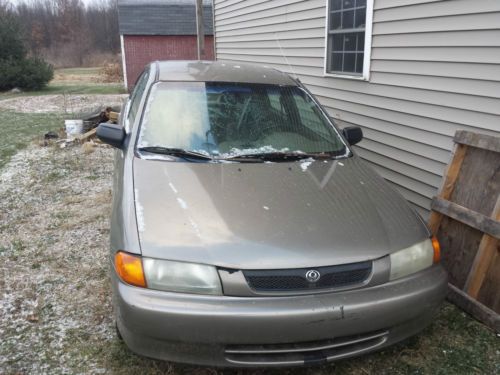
left=155, top=60, right=297, bottom=86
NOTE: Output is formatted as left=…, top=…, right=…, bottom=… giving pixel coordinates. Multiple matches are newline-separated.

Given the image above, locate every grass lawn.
left=30, top=83, right=125, bottom=95
left=0, top=83, right=126, bottom=100
left=0, top=66, right=126, bottom=168
left=0, top=111, right=63, bottom=169
left=0, top=66, right=126, bottom=101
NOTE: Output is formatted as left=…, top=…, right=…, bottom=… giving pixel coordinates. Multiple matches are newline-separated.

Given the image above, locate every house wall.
left=123, top=35, right=214, bottom=89
left=212, top=0, right=500, bottom=218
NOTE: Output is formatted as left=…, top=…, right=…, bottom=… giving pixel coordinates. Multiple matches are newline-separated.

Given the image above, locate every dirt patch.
left=52, top=72, right=101, bottom=83
left=52, top=73, right=100, bottom=83
left=0, top=94, right=127, bottom=114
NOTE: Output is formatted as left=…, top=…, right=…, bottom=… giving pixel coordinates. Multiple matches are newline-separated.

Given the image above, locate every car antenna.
left=274, top=32, right=299, bottom=81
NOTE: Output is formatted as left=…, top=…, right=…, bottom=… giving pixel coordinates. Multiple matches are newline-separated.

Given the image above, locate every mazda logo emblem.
left=305, top=270, right=321, bottom=282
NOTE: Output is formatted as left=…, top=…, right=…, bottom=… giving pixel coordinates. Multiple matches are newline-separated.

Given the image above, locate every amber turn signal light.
left=115, top=251, right=147, bottom=288
left=431, top=236, right=441, bottom=263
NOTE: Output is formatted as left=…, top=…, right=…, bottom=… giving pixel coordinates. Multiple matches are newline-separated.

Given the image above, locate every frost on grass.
left=0, top=94, right=127, bottom=114
left=0, top=143, right=115, bottom=374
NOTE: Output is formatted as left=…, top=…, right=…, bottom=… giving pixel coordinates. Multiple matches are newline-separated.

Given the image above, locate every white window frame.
left=323, top=0, right=374, bottom=81
left=120, top=34, right=128, bottom=89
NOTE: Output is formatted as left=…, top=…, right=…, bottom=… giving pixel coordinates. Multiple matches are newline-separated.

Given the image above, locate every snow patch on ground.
left=0, top=94, right=127, bottom=114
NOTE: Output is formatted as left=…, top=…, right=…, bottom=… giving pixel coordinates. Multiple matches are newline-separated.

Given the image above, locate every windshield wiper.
left=222, top=151, right=343, bottom=162
left=137, top=146, right=213, bottom=161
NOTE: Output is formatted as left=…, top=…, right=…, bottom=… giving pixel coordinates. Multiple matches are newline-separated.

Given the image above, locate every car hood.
left=132, top=156, right=428, bottom=269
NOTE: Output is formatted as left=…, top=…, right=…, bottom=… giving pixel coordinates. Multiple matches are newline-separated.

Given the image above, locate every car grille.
left=224, top=330, right=388, bottom=366
left=243, top=261, right=372, bottom=292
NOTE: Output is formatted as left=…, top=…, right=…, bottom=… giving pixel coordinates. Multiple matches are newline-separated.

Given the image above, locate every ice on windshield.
left=138, top=83, right=211, bottom=151
left=218, top=145, right=291, bottom=158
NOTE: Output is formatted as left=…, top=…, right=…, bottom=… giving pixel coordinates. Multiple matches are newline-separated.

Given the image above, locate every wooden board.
left=450, top=147, right=499, bottom=216
left=428, top=143, right=466, bottom=234
left=447, top=283, right=500, bottom=333
left=438, top=145, right=500, bottom=290
left=466, top=197, right=500, bottom=309
left=429, top=130, right=500, bottom=325
left=431, top=197, right=500, bottom=239
left=438, top=216, right=483, bottom=289
left=76, top=128, right=97, bottom=142
left=455, top=130, right=500, bottom=154
left=476, top=246, right=500, bottom=313
left=109, top=111, right=119, bottom=122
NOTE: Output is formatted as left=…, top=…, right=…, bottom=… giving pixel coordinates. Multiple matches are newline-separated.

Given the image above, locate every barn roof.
left=118, top=0, right=213, bottom=36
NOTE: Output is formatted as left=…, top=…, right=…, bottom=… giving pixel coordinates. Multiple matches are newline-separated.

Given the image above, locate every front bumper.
left=113, top=265, right=447, bottom=367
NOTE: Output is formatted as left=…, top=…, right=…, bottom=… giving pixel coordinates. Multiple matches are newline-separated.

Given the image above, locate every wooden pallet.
left=428, top=130, right=500, bottom=332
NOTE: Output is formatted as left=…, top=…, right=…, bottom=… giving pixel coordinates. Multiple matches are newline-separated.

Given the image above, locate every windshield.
left=137, top=82, right=348, bottom=159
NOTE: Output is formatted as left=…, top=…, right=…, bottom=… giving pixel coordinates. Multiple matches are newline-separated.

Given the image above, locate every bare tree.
left=13, top=0, right=120, bottom=67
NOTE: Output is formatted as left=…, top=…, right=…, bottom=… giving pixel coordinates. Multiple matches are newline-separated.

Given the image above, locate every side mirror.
left=343, top=126, right=363, bottom=146
left=96, top=123, right=125, bottom=148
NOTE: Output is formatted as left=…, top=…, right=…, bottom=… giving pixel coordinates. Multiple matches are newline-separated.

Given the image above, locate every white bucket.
left=65, top=120, right=84, bottom=137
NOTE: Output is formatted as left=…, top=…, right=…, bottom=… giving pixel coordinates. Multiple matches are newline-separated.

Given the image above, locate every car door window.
left=126, top=68, right=150, bottom=131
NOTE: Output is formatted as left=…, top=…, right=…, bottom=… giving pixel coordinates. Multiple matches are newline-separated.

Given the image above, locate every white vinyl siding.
left=213, top=0, right=500, bottom=218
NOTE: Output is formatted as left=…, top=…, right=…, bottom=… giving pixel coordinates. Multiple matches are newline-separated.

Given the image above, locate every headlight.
left=389, top=239, right=438, bottom=280
left=143, top=258, right=222, bottom=295
left=114, top=252, right=223, bottom=295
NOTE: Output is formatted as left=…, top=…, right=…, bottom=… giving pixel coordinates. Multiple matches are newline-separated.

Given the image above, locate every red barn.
left=118, top=0, right=214, bottom=90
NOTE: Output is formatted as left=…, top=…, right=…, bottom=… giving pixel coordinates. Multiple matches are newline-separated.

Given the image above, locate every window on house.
left=326, top=0, right=368, bottom=76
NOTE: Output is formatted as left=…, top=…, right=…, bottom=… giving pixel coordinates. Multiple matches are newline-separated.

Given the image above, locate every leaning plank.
left=454, top=131, right=500, bottom=154
left=447, top=283, right=500, bottom=333
left=431, top=197, right=500, bottom=239
left=428, top=143, right=467, bottom=234
left=465, top=196, right=500, bottom=298
left=77, top=128, right=97, bottom=142
left=466, top=234, right=500, bottom=299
